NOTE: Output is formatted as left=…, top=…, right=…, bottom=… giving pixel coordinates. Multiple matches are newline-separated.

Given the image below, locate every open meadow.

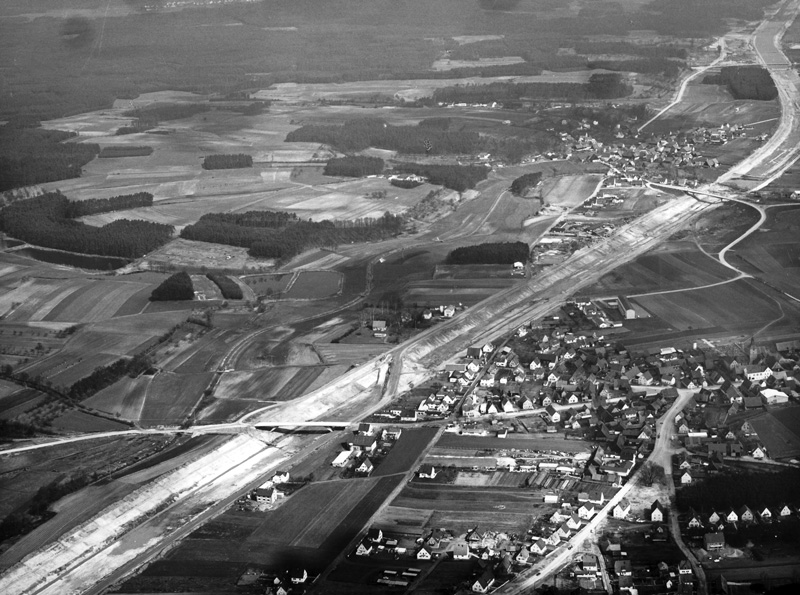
left=130, top=474, right=404, bottom=586
left=581, top=242, right=738, bottom=297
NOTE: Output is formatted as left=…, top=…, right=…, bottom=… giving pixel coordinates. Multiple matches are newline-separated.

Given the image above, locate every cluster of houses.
left=250, top=470, right=291, bottom=508
left=685, top=502, right=797, bottom=541
left=601, top=532, right=694, bottom=595
left=261, top=568, right=309, bottom=595
left=329, top=423, right=402, bottom=476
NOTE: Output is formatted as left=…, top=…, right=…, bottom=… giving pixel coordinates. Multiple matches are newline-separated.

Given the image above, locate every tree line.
left=588, top=58, right=683, bottom=78
left=181, top=210, right=404, bottom=261
left=510, top=172, right=543, bottom=196
left=446, top=241, right=530, bottom=265
left=98, top=146, right=153, bottom=158
left=286, top=117, right=481, bottom=155
left=324, top=156, right=384, bottom=177
left=675, top=468, right=800, bottom=512
left=392, top=163, right=489, bottom=193
left=0, top=192, right=173, bottom=258
left=207, top=273, right=243, bottom=299
left=202, top=154, right=253, bottom=170
left=703, top=66, right=778, bottom=100
left=68, top=353, right=153, bottom=401
left=0, top=125, right=99, bottom=192
left=65, top=192, right=153, bottom=218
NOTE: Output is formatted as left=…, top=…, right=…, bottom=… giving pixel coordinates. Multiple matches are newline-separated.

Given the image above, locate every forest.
left=0, top=192, right=173, bottom=258
left=207, top=273, right=243, bottom=300
left=181, top=210, right=404, bottom=260
left=98, top=146, right=154, bottom=158
left=0, top=125, right=99, bottom=192
left=675, top=468, right=800, bottom=511
left=286, top=118, right=481, bottom=155
left=510, top=172, right=543, bottom=196
left=446, top=241, right=530, bottom=265
left=202, top=154, right=253, bottom=170
left=703, top=66, right=778, bottom=100
left=66, top=192, right=153, bottom=218
left=324, top=156, right=384, bottom=177
left=392, top=163, right=489, bottom=192
left=150, top=271, right=195, bottom=301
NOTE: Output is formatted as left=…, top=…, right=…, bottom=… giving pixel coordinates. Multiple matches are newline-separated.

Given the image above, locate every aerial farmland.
left=2, top=0, right=800, bottom=594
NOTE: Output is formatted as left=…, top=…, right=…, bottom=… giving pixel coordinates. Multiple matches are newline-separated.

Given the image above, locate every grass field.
left=152, top=475, right=403, bottom=577
left=727, top=206, right=800, bottom=296
left=582, top=244, right=738, bottom=297
left=283, top=271, right=343, bottom=300
left=541, top=174, right=602, bottom=208
left=240, top=272, right=293, bottom=296
left=404, top=278, right=518, bottom=307
left=82, top=376, right=150, bottom=421
left=629, top=279, right=782, bottom=332
left=748, top=408, right=800, bottom=460
left=138, top=372, right=211, bottom=426
left=49, top=410, right=131, bottom=433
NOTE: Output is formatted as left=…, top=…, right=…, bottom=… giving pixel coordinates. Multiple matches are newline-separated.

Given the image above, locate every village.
left=233, top=304, right=799, bottom=594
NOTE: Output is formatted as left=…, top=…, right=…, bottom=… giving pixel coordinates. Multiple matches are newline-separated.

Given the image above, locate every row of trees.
left=286, top=118, right=481, bottom=155
left=202, top=154, right=253, bottom=170
left=392, top=163, right=489, bottom=192
left=0, top=192, right=173, bottom=258
left=181, top=210, right=404, bottom=261
left=98, top=145, right=153, bottom=158
left=510, top=172, right=543, bottom=196
left=324, top=156, right=384, bottom=177
left=446, top=241, right=530, bottom=265
left=432, top=73, right=632, bottom=104
left=675, top=468, right=800, bottom=511
left=65, top=192, right=153, bottom=218
left=703, top=66, right=778, bottom=100
left=150, top=271, right=194, bottom=301
left=0, top=126, right=99, bottom=192
left=67, top=354, right=150, bottom=402
left=572, top=41, right=688, bottom=60
left=207, top=273, right=243, bottom=299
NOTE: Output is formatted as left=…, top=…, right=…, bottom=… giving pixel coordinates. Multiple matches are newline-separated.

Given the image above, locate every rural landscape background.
left=1, top=1, right=800, bottom=595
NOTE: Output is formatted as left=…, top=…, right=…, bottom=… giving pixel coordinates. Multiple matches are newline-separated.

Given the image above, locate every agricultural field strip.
left=290, top=479, right=376, bottom=547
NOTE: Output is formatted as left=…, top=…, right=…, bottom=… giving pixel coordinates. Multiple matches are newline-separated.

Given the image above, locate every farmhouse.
left=418, top=464, right=438, bottom=479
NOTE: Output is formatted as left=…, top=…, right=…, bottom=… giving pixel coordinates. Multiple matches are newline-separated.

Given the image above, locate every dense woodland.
left=510, top=172, right=543, bottom=196
left=202, top=154, right=253, bottom=170
left=98, top=146, right=154, bottom=158
left=446, top=241, right=530, bottom=265
left=286, top=118, right=481, bottom=155
left=0, top=125, right=99, bottom=192
left=66, top=192, right=153, bottom=218
left=181, top=210, right=404, bottom=260
left=0, top=192, right=173, bottom=258
left=392, top=163, right=489, bottom=192
left=150, top=271, right=195, bottom=301
left=207, top=273, right=243, bottom=300
left=703, top=66, right=778, bottom=100
left=324, top=156, right=384, bottom=177
left=675, top=468, right=800, bottom=511
left=432, top=73, right=632, bottom=105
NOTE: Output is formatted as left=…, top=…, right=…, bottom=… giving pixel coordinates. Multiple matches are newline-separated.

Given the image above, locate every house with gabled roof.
left=757, top=506, right=772, bottom=521
left=737, top=505, right=754, bottom=523
left=531, top=539, right=548, bottom=555
left=472, top=568, right=495, bottom=593
left=613, top=499, right=631, bottom=519
left=650, top=500, right=666, bottom=523
left=687, top=509, right=703, bottom=529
